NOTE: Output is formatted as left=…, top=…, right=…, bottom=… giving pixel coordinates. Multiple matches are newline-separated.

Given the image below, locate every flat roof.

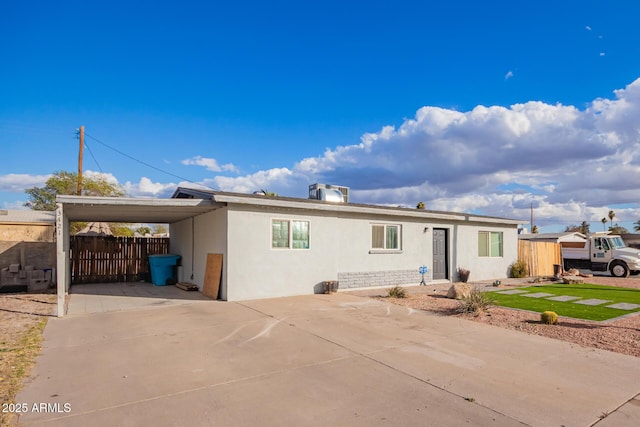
left=173, top=187, right=525, bottom=226
left=55, top=188, right=525, bottom=226
left=56, top=195, right=220, bottom=223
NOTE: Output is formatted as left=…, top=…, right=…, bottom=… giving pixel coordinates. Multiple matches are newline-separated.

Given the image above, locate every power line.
left=84, top=132, right=212, bottom=188
left=83, top=141, right=104, bottom=174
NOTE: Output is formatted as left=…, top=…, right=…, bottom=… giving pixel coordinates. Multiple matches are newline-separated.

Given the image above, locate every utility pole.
left=77, top=125, right=84, bottom=196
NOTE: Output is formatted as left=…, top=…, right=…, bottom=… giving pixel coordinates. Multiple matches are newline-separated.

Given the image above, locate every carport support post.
left=56, top=203, right=68, bottom=317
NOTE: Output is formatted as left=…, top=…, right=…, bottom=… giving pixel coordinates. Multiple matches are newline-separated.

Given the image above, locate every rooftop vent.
left=308, top=183, right=350, bottom=203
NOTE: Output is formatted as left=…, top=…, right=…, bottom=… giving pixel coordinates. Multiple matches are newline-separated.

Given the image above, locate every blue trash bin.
left=148, top=254, right=182, bottom=286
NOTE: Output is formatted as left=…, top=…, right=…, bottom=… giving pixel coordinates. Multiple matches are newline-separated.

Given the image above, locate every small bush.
left=456, top=289, right=495, bottom=315
left=541, top=311, right=558, bottom=325
left=387, top=286, right=406, bottom=298
left=510, top=260, right=529, bottom=278
left=457, top=267, right=470, bottom=283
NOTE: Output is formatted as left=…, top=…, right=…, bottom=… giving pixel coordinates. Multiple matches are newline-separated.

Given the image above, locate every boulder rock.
left=447, top=283, right=474, bottom=299
left=562, top=276, right=584, bottom=284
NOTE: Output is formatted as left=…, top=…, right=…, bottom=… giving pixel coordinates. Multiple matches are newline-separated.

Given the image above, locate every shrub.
left=541, top=311, right=558, bottom=325
left=457, top=267, right=470, bottom=283
left=387, top=285, right=406, bottom=298
left=456, top=288, right=495, bottom=315
left=510, top=260, right=528, bottom=278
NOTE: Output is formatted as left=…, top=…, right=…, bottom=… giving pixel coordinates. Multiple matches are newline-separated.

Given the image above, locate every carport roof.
left=56, top=195, right=220, bottom=223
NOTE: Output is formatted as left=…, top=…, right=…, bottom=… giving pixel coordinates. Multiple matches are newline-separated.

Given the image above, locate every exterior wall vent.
left=308, top=183, right=350, bottom=203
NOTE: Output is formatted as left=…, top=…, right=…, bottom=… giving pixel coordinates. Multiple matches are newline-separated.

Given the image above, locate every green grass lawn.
left=490, top=283, right=640, bottom=321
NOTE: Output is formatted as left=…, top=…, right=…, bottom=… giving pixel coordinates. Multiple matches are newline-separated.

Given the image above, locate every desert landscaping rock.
left=446, top=282, right=473, bottom=299
left=562, top=276, right=584, bottom=284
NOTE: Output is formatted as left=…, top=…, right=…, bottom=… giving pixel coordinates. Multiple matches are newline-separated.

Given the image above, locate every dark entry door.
left=432, top=229, right=448, bottom=280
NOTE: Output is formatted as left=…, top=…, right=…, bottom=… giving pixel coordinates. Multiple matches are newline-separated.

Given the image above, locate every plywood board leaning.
left=203, top=253, right=223, bottom=299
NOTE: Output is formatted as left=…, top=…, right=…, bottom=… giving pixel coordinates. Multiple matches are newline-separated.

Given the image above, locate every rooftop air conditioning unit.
left=308, top=183, right=350, bottom=203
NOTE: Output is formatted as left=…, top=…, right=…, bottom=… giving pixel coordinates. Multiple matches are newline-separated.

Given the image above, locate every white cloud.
left=123, top=177, right=178, bottom=198
left=585, top=25, right=592, bottom=31
left=600, top=52, right=605, bottom=56
left=205, top=168, right=295, bottom=194
left=84, top=170, right=121, bottom=185
left=204, top=77, right=640, bottom=231
left=1, top=200, right=29, bottom=210
left=182, top=156, right=238, bottom=173
left=8, top=79, right=640, bottom=233
left=504, top=70, right=514, bottom=80
left=0, top=173, right=50, bottom=192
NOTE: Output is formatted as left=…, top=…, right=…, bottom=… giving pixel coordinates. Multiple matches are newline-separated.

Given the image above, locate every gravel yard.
left=374, top=274, right=640, bottom=358
left=0, top=291, right=56, bottom=426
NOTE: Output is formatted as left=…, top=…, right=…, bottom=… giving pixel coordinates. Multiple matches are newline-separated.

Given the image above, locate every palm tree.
left=416, top=201, right=425, bottom=210
left=601, top=217, right=607, bottom=231
left=634, top=220, right=640, bottom=232
left=608, top=210, right=615, bottom=230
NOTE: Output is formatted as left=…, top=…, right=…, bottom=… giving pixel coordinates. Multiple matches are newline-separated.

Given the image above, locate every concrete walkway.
left=16, top=292, right=640, bottom=426
left=67, top=282, right=212, bottom=315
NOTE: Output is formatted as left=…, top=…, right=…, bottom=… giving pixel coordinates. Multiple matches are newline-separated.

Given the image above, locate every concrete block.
left=9, top=263, right=20, bottom=273
left=29, top=278, right=50, bottom=292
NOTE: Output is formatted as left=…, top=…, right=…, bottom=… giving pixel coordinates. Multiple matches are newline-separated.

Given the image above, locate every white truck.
left=561, top=233, right=640, bottom=277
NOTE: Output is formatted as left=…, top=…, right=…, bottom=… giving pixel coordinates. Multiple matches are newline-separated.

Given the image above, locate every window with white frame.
left=478, top=231, right=503, bottom=257
left=371, top=224, right=401, bottom=250
left=272, top=219, right=309, bottom=249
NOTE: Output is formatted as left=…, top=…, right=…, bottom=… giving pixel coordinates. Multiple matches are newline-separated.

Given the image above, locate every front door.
left=432, top=228, right=448, bottom=280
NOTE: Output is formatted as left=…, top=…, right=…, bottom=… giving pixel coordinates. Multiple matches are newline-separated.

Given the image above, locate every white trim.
left=370, top=222, right=402, bottom=251
left=212, top=193, right=523, bottom=225
left=270, top=218, right=310, bottom=250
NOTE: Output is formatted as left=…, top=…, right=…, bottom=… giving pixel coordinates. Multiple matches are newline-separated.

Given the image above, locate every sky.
left=1, top=0, right=640, bottom=233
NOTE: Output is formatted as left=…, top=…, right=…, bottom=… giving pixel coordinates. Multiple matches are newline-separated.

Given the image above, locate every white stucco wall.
left=170, top=208, right=228, bottom=299
left=172, top=202, right=520, bottom=301
left=225, top=204, right=341, bottom=300
left=454, top=223, right=519, bottom=281
left=334, top=214, right=432, bottom=274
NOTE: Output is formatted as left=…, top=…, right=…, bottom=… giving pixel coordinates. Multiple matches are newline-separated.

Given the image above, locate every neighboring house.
left=0, top=210, right=56, bottom=289
left=621, top=234, right=640, bottom=250
left=170, top=188, right=524, bottom=301
left=0, top=209, right=55, bottom=242
left=518, top=232, right=586, bottom=244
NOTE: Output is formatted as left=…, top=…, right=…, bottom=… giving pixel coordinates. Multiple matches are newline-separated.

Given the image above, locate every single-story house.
left=170, top=187, right=524, bottom=301
left=54, top=188, right=525, bottom=316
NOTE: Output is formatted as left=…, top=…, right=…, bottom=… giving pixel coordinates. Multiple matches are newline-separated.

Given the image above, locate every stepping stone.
left=496, top=289, right=529, bottom=295
left=546, top=295, right=581, bottom=302
left=606, top=303, right=640, bottom=310
left=522, top=292, right=554, bottom=298
left=573, top=298, right=611, bottom=306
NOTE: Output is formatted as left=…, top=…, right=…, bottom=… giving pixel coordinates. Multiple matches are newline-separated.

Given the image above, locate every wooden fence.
left=70, top=236, right=169, bottom=284
left=518, top=240, right=562, bottom=277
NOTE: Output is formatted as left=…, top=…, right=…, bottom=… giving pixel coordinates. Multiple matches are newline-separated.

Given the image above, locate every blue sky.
left=1, top=0, right=639, bottom=233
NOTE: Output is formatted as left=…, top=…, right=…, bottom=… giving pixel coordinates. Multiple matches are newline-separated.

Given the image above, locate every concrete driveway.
left=16, top=292, right=640, bottom=426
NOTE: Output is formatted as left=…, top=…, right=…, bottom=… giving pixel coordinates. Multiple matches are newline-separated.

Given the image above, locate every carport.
left=55, top=195, right=220, bottom=317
